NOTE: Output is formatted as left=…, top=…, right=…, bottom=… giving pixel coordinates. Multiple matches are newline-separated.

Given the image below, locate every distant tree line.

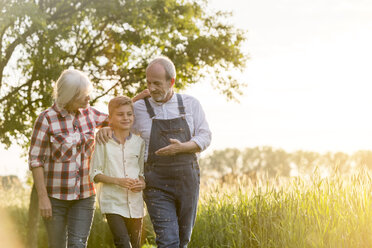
left=199, top=147, right=372, bottom=179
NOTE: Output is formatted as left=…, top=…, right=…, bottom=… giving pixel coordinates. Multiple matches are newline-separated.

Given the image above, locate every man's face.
left=109, top=105, right=134, bottom=131
left=146, top=63, right=173, bottom=103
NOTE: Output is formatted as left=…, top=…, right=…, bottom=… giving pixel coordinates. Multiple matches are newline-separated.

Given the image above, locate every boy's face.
left=109, top=104, right=134, bottom=131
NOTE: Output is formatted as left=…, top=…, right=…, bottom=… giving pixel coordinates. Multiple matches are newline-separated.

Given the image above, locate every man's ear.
left=170, top=78, right=175, bottom=87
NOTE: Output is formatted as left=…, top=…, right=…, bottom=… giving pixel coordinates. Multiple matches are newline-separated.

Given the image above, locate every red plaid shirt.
left=29, top=104, right=108, bottom=200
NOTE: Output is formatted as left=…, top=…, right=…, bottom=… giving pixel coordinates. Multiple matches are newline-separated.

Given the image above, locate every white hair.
left=146, top=56, right=176, bottom=81
left=53, top=69, right=92, bottom=109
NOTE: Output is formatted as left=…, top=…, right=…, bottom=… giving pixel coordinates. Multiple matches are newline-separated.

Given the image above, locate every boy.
left=90, top=96, right=146, bottom=248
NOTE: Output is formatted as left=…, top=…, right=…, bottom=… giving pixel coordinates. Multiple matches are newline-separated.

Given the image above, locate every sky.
left=187, top=0, right=372, bottom=152
left=1, top=0, right=372, bottom=180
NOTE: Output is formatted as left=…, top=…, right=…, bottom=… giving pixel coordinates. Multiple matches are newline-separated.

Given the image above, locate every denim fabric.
left=143, top=94, right=201, bottom=248
left=43, top=195, right=95, bottom=248
left=144, top=95, right=196, bottom=166
left=144, top=161, right=200, bottom=248
left=106, top=214, right=143, bottom=248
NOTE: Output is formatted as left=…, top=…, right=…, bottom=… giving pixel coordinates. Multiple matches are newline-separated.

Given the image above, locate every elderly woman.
left=29, top=69, right=108, bottom=248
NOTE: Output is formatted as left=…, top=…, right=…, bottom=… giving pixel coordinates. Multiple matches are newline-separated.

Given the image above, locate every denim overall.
left=143, top=94, right=200, bottom=248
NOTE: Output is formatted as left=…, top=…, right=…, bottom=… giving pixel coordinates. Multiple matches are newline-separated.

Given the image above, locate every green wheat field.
left=2, top=171, right=372, bottom=248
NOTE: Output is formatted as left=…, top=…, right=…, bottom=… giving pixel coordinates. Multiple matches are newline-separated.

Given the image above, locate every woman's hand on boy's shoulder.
left=96, top=126, right=112, bottom=144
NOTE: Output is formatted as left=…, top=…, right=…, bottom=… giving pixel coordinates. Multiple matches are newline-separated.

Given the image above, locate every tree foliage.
left=0, top=0, right=247, bottom=149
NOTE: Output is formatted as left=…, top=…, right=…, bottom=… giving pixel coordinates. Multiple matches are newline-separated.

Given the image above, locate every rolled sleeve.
left=90, top=142, right=106, bottom=183
left=28, top=112, right=50, bottom=170
left=191, top=98, right=212, bottom=151
left=191, top=136, right=208, bottom=151
left=91, top=107, right=109, bottom=127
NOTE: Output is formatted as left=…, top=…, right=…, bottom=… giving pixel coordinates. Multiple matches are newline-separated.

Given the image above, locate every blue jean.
left=43, top=195, right=96, bottom=248
left=144, top=161, right=200, bottom=248
left=106, top=214, right=143, bottom=248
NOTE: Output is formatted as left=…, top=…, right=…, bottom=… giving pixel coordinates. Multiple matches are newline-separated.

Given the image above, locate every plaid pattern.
left=29, top=104, right=108, bottom=200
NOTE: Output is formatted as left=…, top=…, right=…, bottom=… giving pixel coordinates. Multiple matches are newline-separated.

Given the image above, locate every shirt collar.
left=52, top=103, right=69, bottom=117
left=112, top=132, right=132, bottom=144
left=149, top=92, right=177, bottom=106
left=52, top=103, right=87, bottom=118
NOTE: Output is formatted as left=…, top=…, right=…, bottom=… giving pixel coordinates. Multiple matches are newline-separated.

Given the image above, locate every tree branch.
left=0, top=74, right=35, bottom=104
left=0, top=27, right=37, bottom=90
left=79, top=21, right=109, bottom=69
left=0, top=22, right=12, bottom=58
left=90, top=81, right=121, bottom=104
left=48, top=0, right=90, bottom=21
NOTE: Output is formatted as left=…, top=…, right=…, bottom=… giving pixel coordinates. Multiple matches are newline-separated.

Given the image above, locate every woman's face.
left=65, top=90, right=90, bottom=112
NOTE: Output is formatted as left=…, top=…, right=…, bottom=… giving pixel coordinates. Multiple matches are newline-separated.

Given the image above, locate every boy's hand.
left=130, top=177, right=146, bottom=192
left=116, top=178, right=136, bottom=189
left=96, top=127, right=112, bottom=144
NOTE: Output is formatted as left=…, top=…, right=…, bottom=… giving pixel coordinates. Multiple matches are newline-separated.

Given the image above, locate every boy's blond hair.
left=108, top=96, right=133, bottom=116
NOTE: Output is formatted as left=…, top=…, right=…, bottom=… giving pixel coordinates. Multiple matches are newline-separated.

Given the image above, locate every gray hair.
left=146, top=56, right=176, bottom=81
left=53, top=69, right=92, bottom=109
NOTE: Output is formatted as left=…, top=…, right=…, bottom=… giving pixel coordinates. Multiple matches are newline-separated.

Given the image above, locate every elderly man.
left=98, top=56, right=211, bottom=247
left=135, top=56, right=211, bottom=247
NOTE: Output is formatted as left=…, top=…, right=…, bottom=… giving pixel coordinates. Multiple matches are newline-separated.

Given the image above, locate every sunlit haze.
left=185, top=0, right=372, bottom=153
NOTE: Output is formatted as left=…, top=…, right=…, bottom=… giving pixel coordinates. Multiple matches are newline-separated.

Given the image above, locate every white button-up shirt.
left=132, top=93, right=212, bottom=160
left=90, top=133, right=145, bottom=218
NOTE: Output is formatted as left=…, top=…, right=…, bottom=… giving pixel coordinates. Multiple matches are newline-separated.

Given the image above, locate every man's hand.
left=39, top=195, right=52, bottom=219
left=116, top=178, right=136, bottom=189
left=155, top=138, right=183, bottom=156
left=96, top=126, right=112, bottom=144
left=130, top=177, right=146, bottom=192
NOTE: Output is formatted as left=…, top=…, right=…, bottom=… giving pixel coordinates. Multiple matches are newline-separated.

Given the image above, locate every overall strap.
left=176, top=94, right=186, bottom=115
left=143, top=97, right=155, bottom=118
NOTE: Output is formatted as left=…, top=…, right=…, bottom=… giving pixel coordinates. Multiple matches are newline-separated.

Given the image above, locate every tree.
left=0, top=0, right=247, bottom=149
left=291, top=150, right=320, bottom=175
left=353, top=150, right=372, bottom=170
left=200, top=146, right=292, bottom=179
left=199, top=148, right=242, bottom=176
left=320, top=151, right=350, bottom=174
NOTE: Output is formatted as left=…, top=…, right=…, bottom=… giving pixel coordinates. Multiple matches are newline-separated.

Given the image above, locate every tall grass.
left=191, top=171, right=372, bottom=247
left=0, top=186, right=155, bottom=248
left=2, top=171, right=372, bottom=247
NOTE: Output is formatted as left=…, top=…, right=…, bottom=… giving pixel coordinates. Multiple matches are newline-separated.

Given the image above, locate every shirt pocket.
left=126, top=151, right=140, bottom=161
left=82, top=131, right=95, bottom=158
left=50, top=133, right=76, bottom=162
left=125, top=151, right=141, bottom=175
